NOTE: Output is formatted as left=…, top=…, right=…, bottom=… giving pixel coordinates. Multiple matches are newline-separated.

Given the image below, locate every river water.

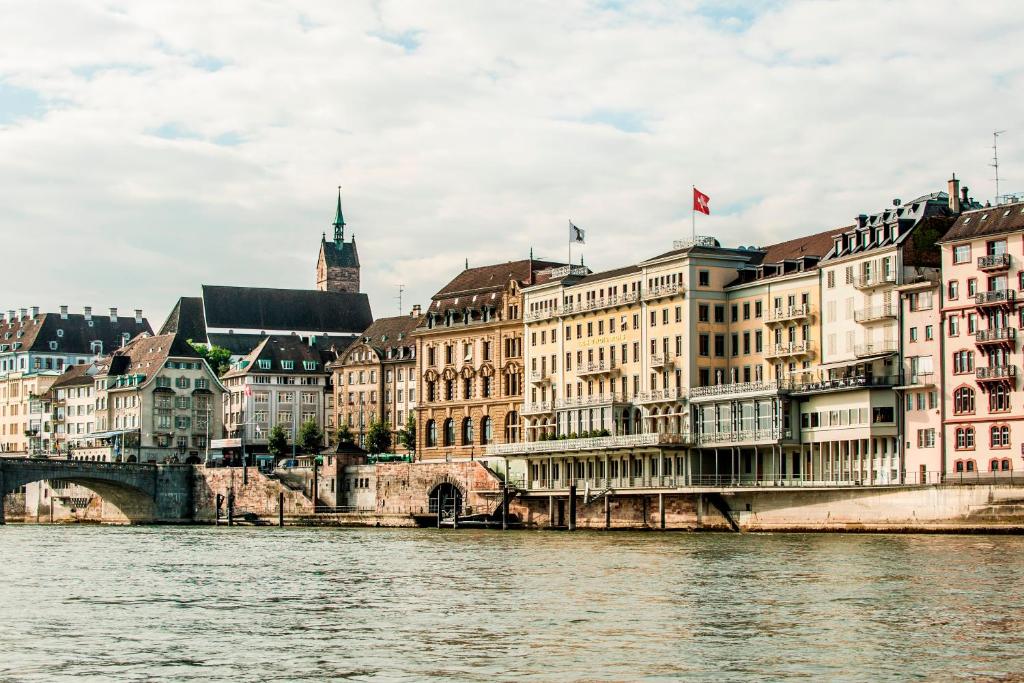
left=1, top=527, right=1022, bottom=682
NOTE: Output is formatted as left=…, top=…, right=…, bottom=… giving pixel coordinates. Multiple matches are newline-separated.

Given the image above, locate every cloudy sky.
left=1, top=1, right=1021, bottom=329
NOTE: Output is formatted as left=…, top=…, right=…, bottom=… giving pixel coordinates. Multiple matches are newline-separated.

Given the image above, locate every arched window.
left=953, top=387, right=974, bottom=415
left=955, top=460, right=964, bottom=473
left=462, top=417, right=474, bottom=445
left=989, top=384, right=1010, bottom=412
left=955, top=426, right=975, bottom=450
left=1002, top=459, right=1012, bottom=471
left=991, top=425, right=1010, bottom=448
left=480, top=416, right=492, bottom=445
left=990, top=458, right=1001, bottom=472
left=966, top=459, right=976, bottom=472
left=504, top=411, right=520, bottom=444
left=444, top=418, right=455, bottom=447
left=426, top=420, right=437, bottom=447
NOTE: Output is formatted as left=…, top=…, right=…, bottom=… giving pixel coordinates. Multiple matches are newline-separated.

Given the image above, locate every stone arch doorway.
left=428, top=483, right=463, bottom=517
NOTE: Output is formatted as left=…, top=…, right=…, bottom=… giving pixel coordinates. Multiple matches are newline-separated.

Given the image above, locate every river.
left=1, top=526, right=1022, bottom=682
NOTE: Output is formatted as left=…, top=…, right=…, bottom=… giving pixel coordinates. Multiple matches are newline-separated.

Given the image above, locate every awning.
left=85, top=429, right=140, bottom=440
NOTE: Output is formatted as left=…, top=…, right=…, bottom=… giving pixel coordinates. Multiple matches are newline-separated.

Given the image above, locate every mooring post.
left=548, top=494, right=555, bottom=529
left=568, top=484, right=577, bottom=531
left=501, top=479, right=508, bottom=531
left=605, top=493, right=611, bottom=529
left=452, top=502, right=459, bottom=530
left=227, top=490, right=235, bottom=527
left=278, top=491, right=285, bottom=527
left=659, top=493, right=665, bottom=530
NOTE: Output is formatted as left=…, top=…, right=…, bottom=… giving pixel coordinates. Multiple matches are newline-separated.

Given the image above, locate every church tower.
left=316, top=188, right=361, bottom=293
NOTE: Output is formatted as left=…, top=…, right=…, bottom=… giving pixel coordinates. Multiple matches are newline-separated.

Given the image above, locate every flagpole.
left=691, top=185, right=696, bottom=240
left=568, top=219, right=572, bottom=266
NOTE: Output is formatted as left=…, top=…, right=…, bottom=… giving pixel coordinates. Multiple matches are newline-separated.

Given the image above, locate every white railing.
left=636, top=388, right=687, bottom=403
left=555, top=393, right=629, bottom=409
left=695, top=428, right=791, bottom=445
left=854, top=305, right=896, bottom=323
left=577, top=360, right=618, bottom=376
left=529, top=370, right=549, bottom=383
left=764, top=341, right=813, bottom=359
left=853, top=273, right=897, bottom=290
left=643, top=283, right=682, bottom=300
left=558, top=291, right=640, bottom=316
left=522, top=401, right=553, bottom=414
left=853, top=340, right=899, bottom=357
left=768, top=304, right=811, bottom=322
left=649, top=354, right=670, bottom=368
left=689, top=379, right=790, bottom=400
left=525, top=309, right=555, bottom=322
left=485, top=431, right=691, bottom=456
left=672, top=236, right=718, bottom=250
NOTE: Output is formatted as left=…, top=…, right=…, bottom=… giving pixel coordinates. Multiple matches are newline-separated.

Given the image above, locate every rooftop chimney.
left=31, top=306, right=39, bottom=318
left=411, top=304, right=421, bottom=317
left=110, top=307, right=118, bottom=323
left=60, top=305, right=68, bottom=320
left=84, top=306, right=92, bottom=321
left=948, top=174, right=961, bottom=213
left=135, top=309, right=143, bottom=324
left=962, top=186, right=969, bottom=205
left=7, top=310, right=14, bottom=323
left=856, top=214, right=868, bottom=228
left=19, top=308, right=27, bottom=320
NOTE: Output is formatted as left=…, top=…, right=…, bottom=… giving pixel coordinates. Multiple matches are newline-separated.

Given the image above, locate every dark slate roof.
left=102, top=333, right=199, bottom=378
left=200, top=285, right=372, bottom=334
left=354, top=315, right=422, bottom=353
left=213, top=332, right=354, bottom=368
left=321, top=238, right=360, bottom=268
left=939, top=200, right=1024, bottom=243
left=822, top=193, right=952, bottom=262
left=222, top=335, right=333, bottom=379
left=205, top=333, right=270, bottom=356
left=0, top=312, right=153, bottom=356
left=159, top=297, right=205, bottom=339
left=573, top=264, right=642, bottom=287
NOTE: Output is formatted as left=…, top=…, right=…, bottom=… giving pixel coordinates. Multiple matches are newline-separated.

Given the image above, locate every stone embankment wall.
left=193, top=468, right=314, bottom=522
left=3, top=493, right=25, bottom=523
left=375, top=460, right=502, bottom=516
left=511, top=485, right=1024, bottom=532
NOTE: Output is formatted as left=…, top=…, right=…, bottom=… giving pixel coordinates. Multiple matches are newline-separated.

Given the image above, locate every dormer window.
left=281, top=360, right=295, bottom=370
left=56, top=329, right=64, bottom=338
left=302, top=360, right=317, bottom=371
left=257, top=359, right=271, bottom=370
left=49, top=341, right=58, bottom=351
left=90, top=341, right=103, bottom=355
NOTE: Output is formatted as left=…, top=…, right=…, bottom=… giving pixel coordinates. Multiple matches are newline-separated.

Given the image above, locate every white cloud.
left=1, top=0, right=1022, bottom=327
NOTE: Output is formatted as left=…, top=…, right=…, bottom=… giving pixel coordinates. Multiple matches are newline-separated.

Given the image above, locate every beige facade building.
left=0, top=371, right=60, bottom=455
left=331, top=311, right=421, bottom=448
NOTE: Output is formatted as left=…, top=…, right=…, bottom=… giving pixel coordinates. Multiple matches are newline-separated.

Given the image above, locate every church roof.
left=321, top=238, right=360, bottom=268
left=200, top=285, right=372, bottom=334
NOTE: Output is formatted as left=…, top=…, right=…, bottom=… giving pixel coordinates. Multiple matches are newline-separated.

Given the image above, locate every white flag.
left=569, top=221, right=586, bottom=244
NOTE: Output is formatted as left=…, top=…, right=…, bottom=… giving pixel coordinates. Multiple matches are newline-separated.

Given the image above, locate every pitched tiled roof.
left=51, top=362, right=97, bottom=389
left=102, top=333, right=199, bottom=378
left=939, top=201, right=1024, bottom=243
left=199, top=285, right=372, bottom=334
left=355, top=315, right=422, bottom=353
left=222, top=335, right=333, bottom=378
left=759, top=226, right=848, bottom=264
left=0, top=312, right=152, bottom=357
left=432, top=259, right=565, bottom=299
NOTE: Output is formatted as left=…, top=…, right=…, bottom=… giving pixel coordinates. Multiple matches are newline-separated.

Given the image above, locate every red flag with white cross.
left=693, top=187, right=710, bottom=215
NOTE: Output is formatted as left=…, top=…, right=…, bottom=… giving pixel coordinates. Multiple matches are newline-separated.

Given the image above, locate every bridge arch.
left=0, top=459, right=165, bottom=524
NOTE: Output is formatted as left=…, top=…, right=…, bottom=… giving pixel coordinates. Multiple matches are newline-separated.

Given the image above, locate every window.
left=827, top=271, right=835, bottom=288
left=953, top=244, right=971, bottom=264
left=698, top=305, right=709, bottom=323
left=953, top=386, right=975, bottom=415
left=925, top=325, right=934, bottom=341
left=698, top=271, right=709, bottom=287
left=426, top=420, right=437, bottom=447
left=955, top=426, right=975, bottom=450
left=916, top=429, right=935, bottom=448
left=258, top=359, right=271, bottom=370
left=952, top=350, right=974, bottom=374
left=947, top=280, right=959, bottom=300
left=462, top=418, right=474, bottom=445
left=480, top=416, right=492, bottom=445
left=698, top=334, right=709, bottom=356
left=443, top=418, right=455, bottom=446
left=714, top=305, right=725, bottom=323
left=948, top=315, right=959, bottom=337
left=990, top=385, right=1010, bottom=412
left=755, top=301, right=763, bottom=317
left=990, top=425, right=1010, bottom=448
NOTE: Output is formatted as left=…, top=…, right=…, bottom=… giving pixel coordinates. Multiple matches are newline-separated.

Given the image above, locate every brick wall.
left=194, top=467, right=313, bottom=521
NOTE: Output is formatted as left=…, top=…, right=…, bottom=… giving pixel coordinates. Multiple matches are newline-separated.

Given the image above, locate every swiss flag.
left=693, top=187, right=710, bottom=215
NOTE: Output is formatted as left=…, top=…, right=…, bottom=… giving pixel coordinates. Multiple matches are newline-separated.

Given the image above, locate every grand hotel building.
left=485, top=185, right=976, bottom=496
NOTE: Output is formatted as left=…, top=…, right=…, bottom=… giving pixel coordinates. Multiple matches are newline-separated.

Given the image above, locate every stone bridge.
left=0, top=458, right=194, bottom=524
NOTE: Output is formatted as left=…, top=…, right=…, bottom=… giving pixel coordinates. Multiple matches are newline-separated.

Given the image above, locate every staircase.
left=583, top=487, right=613, bottom=506
left=966, top=497, right=1024, bottom=524
left=705, top=492, right=741, bottom=532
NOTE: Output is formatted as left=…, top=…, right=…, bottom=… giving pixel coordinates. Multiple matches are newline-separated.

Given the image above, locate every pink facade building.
left=939, top=190, right=1024, bottom=477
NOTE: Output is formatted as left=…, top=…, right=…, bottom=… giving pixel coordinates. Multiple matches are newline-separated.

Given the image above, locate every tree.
left=397, top=415, right=416, bottom=453
left=365, top=418, right=392, bottom=455
left=268, top=425, right=288, bottom=458
left=336, top=424, right=355, bottom=445
left=188, top=340, right=232, bottom=376
left=298, top=418, right=324, bottom=454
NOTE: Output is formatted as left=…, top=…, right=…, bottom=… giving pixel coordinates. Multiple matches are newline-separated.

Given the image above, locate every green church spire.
left=333, top=186, right=346, bottom=242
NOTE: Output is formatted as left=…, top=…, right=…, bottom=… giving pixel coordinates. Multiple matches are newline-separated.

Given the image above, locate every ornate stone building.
left=331, top=310, right=422, bottom=447
left=414, top=259, right=567, bottom=460
left=317, top=189, right=361, bottom=294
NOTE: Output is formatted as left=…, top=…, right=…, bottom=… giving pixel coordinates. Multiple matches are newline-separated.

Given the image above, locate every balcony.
left=529, top=370, right=550, bottom=384
left=975, top=327, right=1017, bottom=348
left=791, top=374, right=901, bottom=394
left=558, top=291, right=640, bottom=317
left=485, top=431, right=691, bottom=457
left=636, top=388, right=687, bottom=403
left=854, top=305, right=897, bottom=324
left=853, top=273, right=897, bottom=290
left=895, top=372, right=935, bottom=389
left=525, top=309, right=554, bottom=323
left=976, top=289, right=1017, bottom=308
left=576, top=360, right=619, bottom=377
left=643, top=283, right=684, bottom=301
left=978, top=253, right=1011, bottom=272
left=854, top=340, right=898, bottom=358
left=768, top=304, right=812, bottom=324
left=695, top=427, right=793, bottom=447
left=522, top=401, right=553, bottom=415
left=976, top=365, right=1018, bottom=384
left=689, top=379, right=791, bottom=401
left=555, top=393, right=629, bottom=409
left=649, top=354, right=672, bottom=369
left=763, top=341, right=814, bottom=360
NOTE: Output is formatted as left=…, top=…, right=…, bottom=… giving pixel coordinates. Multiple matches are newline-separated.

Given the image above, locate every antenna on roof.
left=396, top=284, right=405, bottom=315
left=992, top=130, right=1007, bottom=203
left=465, top=258, right=469, bottom=270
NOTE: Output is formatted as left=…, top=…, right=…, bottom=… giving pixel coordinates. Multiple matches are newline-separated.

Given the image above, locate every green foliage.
left=365, top=418, right=392, bottom=455
left=397, top=415, right=416, bottom=452
left=335, top=424, right=354, bottom=445
left=188, top=340, right=233, bottom=376
left=298, top=418, right=324, bottom=454
left=268, top=424, right=288, bottom=457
